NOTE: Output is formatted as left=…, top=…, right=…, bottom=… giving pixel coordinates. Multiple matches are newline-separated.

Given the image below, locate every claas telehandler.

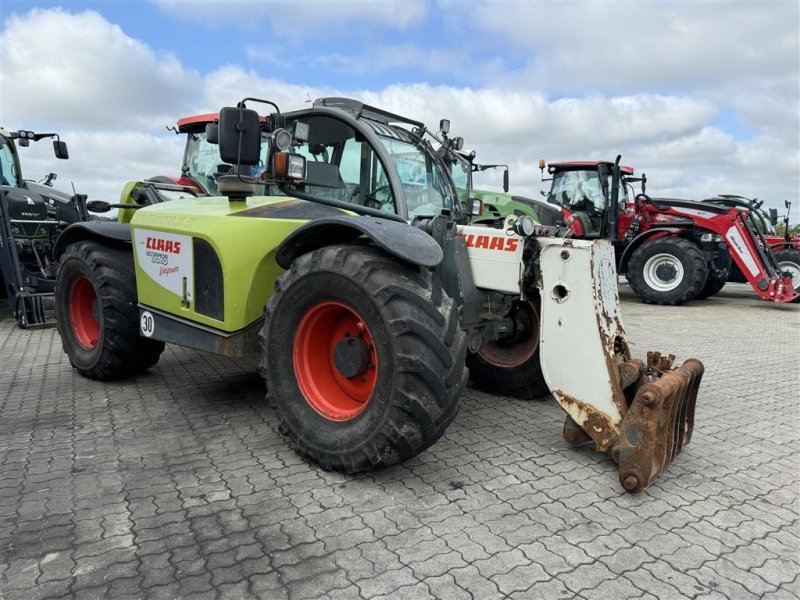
left=53, top=97, right=705, bottom=492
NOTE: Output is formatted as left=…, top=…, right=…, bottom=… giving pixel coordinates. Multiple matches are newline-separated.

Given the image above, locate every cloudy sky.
left=1, top=1, right=798, bottom=218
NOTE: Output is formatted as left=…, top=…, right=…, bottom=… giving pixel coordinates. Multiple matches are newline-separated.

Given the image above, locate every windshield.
left=378, top=135, right=454, bottom=219
left=184, top=132, right=223, bottom=194
left=0, top=138, right=21, bottom=187
left=549, top=169, right=629, bottom=210
left=450, top=157, right=471, bottom=204
left=749, top=207, right=775, bottom=235
left=184, top=131, right=271, bottom=195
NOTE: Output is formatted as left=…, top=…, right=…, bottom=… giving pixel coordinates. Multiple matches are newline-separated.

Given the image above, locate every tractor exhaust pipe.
left=607, top=155, right=621, bottom=241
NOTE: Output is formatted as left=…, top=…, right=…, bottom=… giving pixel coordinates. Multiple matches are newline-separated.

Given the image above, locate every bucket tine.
left=617, top=359, right=704, bottom=492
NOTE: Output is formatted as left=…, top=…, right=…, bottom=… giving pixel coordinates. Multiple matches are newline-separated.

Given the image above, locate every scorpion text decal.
left=133, top=228, right=194, bottom=301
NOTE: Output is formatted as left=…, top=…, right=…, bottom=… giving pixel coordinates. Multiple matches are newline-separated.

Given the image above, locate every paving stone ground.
left=1, top=282, right=798, bottom=600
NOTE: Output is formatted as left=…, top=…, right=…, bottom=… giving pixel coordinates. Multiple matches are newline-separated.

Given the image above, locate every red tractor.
left=152, top=113, right=223, bottom=194
left=155, top=113, right=276, bottom=195
left=540, top=158, right=798, bottom=305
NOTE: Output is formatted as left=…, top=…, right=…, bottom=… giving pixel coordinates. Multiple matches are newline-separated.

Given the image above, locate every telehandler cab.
left=53, top=97, right=704, bottom=492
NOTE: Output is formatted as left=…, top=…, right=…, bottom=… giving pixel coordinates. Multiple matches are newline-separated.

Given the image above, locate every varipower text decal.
left=133, top=228, right=194, bottom=300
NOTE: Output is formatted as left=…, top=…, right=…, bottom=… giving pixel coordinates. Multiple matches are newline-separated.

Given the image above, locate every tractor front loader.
left=53, top=97, right=704, bottom=492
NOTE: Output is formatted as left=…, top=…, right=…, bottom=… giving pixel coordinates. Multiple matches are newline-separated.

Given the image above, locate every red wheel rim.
left=478, top=301, right=539, bottom=368
left=293, top=301, right=378, bottom=421
left=69, top=277, right=100, bottom=349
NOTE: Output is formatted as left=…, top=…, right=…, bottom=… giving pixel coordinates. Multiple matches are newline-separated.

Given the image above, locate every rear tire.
left=55, top=241, right=164, bottom=380
left=466, top=300, right=549, bottom=400
left=627, top=237, right=707, bottom=305
left=774, top=248, right=800, bottom=303
left=261, top=244, right=467, bottom=473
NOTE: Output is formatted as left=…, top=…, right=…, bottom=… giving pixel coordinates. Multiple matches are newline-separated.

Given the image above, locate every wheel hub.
left=778, top=261, right=800, bottom=289
left=293, top=301, right=379, bottom=421
left=655, top=262, right=677, bottom=282
left=334, top=336, right=370, bottom=379
left=477, top=301, right=540, bottom=368
left=643, top=253, right=685, bottom=292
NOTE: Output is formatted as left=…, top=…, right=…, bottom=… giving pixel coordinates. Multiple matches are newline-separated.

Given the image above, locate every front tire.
left=55, top=241, right=164, bottom=380
left=627, top=237, right=708, bottom=305
left=261, top=245, right=467, bottom=473
left=695, top=252, right=730, bottom=300
left=466, top=300, right=548, bottom=400
left=774, top=248, right=800, bottom=303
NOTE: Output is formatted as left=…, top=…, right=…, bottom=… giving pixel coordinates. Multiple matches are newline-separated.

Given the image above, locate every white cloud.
left=13, top=130, right=187, bottom=203
left=467, top=0, right=800, bottom=93
left=0, top=8, right=202, bottom=130
left=1, top=6, right=796, bottom=221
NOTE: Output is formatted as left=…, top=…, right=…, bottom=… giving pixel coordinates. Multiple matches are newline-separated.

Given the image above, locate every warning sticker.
left=133, top=228, right=193, bottom=300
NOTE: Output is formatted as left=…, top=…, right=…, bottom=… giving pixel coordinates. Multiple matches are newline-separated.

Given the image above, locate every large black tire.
left=695, top=273, right=726, bottom=300
left=626, top=237, right=708, bottom=305
left=261, top=244, right=467, bottom=473
left=466, top=300, right=548, bottom=400
left=55, top=241, right=165, bottom=380
left=774, top=248, right=800, bottom=303
left=695, top=253, right=731, bottom=300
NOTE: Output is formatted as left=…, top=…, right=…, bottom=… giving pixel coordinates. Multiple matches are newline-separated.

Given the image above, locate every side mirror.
left=439, top=119, right=450, bottom=135
left=503, top=169, right=509, bottom=193
left=86, top=200, right=112, bottom=213
left=466, top=197, right=483, bottom=216
left=218, top=106, right=261, bottom=166
left=769, top=208, right=779, bottom=226
left=205, top=123, right=219, bottom=144
left=53, top=140, right=69, bottom=160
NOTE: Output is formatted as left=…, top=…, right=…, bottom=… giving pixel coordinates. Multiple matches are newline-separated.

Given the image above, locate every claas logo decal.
left=145, top=236, right=182, bottom=254
left=460, top=233, right=519, bottom=252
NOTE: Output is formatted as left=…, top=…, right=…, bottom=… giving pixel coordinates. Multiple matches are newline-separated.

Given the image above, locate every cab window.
left=288, top=116, right=395, bottom=213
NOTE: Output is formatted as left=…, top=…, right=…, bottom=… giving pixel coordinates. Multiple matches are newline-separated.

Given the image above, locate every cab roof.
left=548, top=160, right=635, bottom=175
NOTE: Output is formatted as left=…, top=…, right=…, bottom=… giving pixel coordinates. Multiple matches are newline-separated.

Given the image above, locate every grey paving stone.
left=0, top=285, right=798, bottom=600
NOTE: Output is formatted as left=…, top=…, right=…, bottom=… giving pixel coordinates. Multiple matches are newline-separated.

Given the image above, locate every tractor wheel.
left=774, top=248, right=800, bottom=302
left=695, top=253, right=731, bottom=300
left=626, top=237, right=707, bottom=305
left=695, top=273, right=726, bottom=300
left=466, top=300, right=548, bottom=400
left=55, top=241, right=165, bottom=380
left=261, top=244, right=467, bottom=473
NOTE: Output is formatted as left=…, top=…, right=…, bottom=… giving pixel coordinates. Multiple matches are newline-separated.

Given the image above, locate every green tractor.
left=53, top=97, right=704, bottom=492
left=436, top=129, right=553, bottom=225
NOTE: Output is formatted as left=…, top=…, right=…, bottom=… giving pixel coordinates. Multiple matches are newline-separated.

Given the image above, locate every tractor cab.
left=0, top=128, right=87, bottom=326
left=543, top=161, right=635, bottom=238
left=178, top=114, right=270, bottom=195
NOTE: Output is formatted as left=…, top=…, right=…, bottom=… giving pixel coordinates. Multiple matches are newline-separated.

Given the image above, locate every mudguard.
left=275, top=215, right=443, bottom=269
left=52, top=222, right=131, bottom=259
